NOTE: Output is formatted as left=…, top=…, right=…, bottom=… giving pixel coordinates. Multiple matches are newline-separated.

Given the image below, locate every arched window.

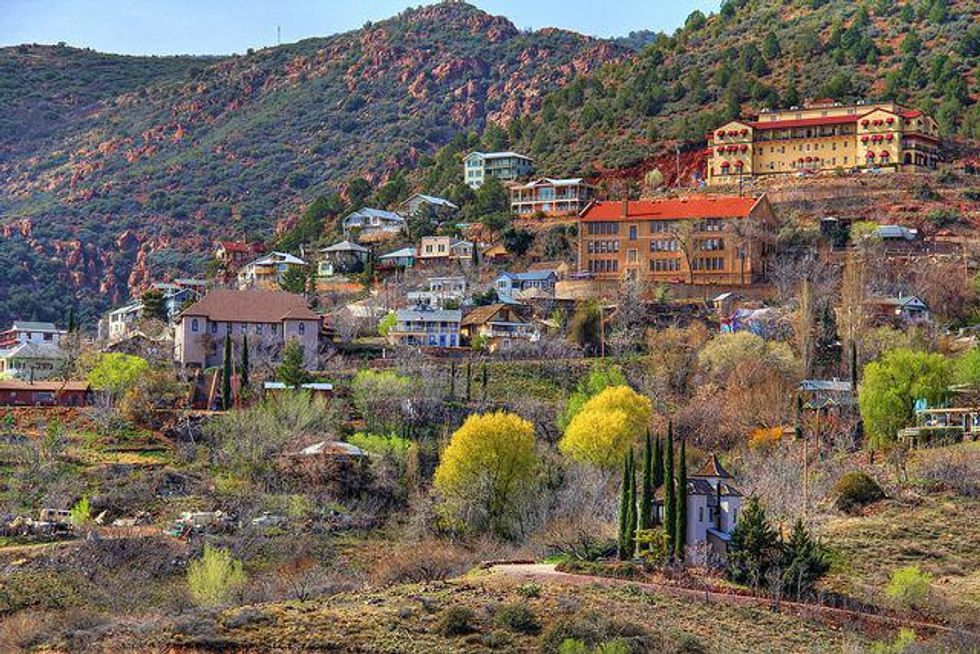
left=191, top=318, right=199, bottom=333
left=298, top=323, right=306, bottom=335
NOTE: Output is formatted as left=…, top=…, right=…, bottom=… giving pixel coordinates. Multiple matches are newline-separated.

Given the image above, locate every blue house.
left=493, top=270, right=558, bottom=301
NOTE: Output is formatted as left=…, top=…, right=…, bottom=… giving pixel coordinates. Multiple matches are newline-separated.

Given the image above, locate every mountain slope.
left=485, top=0, right=980, bottom=184
left=0, top=3, right=624, bottom=325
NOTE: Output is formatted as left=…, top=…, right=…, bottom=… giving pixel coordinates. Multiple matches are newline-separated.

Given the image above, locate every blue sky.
left=0, top=1, right=719, bottom=56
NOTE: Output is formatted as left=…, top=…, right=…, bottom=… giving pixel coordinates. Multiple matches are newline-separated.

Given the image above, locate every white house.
left=342, top=208, right=406, bottom=239
left=406, top=276, right=467, bottom=309
left=657, top=454, right=743, bottom=563
left=0, top=321, right=67, bottom=349
left=463, top=151, right=534, bottom=189
left=236, top=252, right=309, bottom=290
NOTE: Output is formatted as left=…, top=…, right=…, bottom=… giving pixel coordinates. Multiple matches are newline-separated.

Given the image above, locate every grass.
left=819, top=492, right=980, bottom=627
left=112, top=571, right=873, bottom=653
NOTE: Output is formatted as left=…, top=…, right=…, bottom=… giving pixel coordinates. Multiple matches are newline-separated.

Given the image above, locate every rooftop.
left=395, top=308, right=462, bottom=323
left=246, top=251, right=308, bottom=267
left=461, top=304, right=511, bottom=327
left=580, top=195, right=764, bottom=222
left=800, top=379, right=853, bottom=393
left=692, top=453, right=734, bottom=480
left=320, top=240, right=370, bottom=254
left=0, top=380, right=90, bottom=392
left=379, top=247, right=417, bottom=259
left=6, top=321, right=61, bottom=332
left=180, top=290, right=319, bottom=323
left=402, top=193, right=459, bottom=209
left=466, top=151, right=533, bottom=161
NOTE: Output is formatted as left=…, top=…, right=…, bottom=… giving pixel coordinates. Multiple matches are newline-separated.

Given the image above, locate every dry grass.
left=819, top=491, right=980, bottom=627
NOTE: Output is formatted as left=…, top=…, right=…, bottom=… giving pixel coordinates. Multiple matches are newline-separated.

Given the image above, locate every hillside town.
left=1, top=1, right=980, bottom=652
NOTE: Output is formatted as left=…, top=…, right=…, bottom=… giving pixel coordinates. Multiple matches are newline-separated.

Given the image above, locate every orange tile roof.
left=0, top=380, right=91, bottom=392
left=580, top=196, right=763, bottom=222
left=180, top=290, right=319, bottom=322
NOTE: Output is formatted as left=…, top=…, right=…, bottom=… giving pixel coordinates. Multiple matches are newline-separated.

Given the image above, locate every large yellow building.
left=706, top=100, right=941, bottom=186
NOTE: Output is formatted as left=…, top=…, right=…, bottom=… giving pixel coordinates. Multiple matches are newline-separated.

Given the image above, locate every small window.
left=226, top=323, right=232, bottom=334
left=211, top=322, right=218, bottom=334
left=191, top=319, right=199, bottom=333
left=699, top=507, right=704, bottom=522
left=298, top=323, right=306, bottom=335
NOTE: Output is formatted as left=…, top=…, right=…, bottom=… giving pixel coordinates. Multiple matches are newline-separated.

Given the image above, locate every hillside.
left=0, top=3, right=623, bottom=325
left=482, top=0, right=980, bottom=182
left=0, top=44, right=216, bottom=148
left=1, top=0, right=979, bottom=326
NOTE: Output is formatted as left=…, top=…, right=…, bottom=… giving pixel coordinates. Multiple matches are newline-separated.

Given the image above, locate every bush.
left=495, top=602, right=540, bottom=634
left=833, top=471, right=885, bottom=514
left=370, top=539, right=475, bottom=585
left=914, top=449, right=980, bottom=497
left=186, top=545, right=247, bottom=607
left=437, top=606, right=476, bottom=636
left=885, top=566, right=932, bottom=610
left=540, top=611, right=649, bottom=654
left=516, top=582, right=541, bottom=599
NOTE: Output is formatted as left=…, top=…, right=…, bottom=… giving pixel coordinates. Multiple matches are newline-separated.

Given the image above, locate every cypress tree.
left=481, top=362, right=488, bottom=401
left=221, top=335, right=233, bottom=410
left=674, top=436, right=688, bottom=561
left=627, top=449, right=638, bottom=557
left=653, top=433, right=664, bottom=489
left=240, top=334, right=250, bottom=391
left=465, top=361, right=472, bottom=403
left=639, top=431, right=654, bottom=531
left=617, top=453, right=631, bottom=560
left=67, top=307, right=77, bottom=334
left=663, top=421, right=676, bottom=555
left=449, top=360, right=456, bottom=400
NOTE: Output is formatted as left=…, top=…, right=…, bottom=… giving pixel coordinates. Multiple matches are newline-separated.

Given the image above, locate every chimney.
left=620, top=198, right=629, bottom=218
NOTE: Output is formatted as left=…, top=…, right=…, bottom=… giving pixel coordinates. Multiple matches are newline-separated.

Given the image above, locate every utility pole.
left=277, top=25, right=281, bottom=46
left=675, top=145, right=680, bottom=186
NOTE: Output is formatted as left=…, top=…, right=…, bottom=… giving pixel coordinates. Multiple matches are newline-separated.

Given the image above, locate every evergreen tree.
left=141, top=289, right=169, bottom=323
left=727, top=497, right=783, bottom=589
left=674, top=437, right=688, bottom=561
left=639, top=431, right=654, bottom=531
left=663, top=421, right=676, bottom=555
left=67, top=306, right=77, bottom=334
left=221, top=335, right=233, bottom=410
left=465, top=362, right=472, bottom=403
left=626, top=449, right=637, bottom=557
left=782, top=518, right=830, bottom=600
left=617, top=453, right=631, bottom=560
left=653, top=434, right=664, bottom=489
left=240, top=334, right=250, bottom=391
left=277, top=340, right=308, bottom=388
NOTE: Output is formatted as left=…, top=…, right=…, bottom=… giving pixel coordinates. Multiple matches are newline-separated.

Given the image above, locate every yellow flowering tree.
left=434, top=411, right=538, bottom=537
left=559, top=386, right=652, bottom=468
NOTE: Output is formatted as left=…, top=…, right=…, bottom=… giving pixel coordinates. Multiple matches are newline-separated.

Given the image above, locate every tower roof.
left=692, top=453, right=733, bottom=479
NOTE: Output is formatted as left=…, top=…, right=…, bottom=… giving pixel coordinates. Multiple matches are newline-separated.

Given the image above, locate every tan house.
left=461, top=304, right=537, bottom=352
left=175, top=290, right=320, bottom=369
left=707, top=99, right=940, bottom=186
left=418, top=236, right=474, bottom=264
left=215, top=240, right=265, bottom=268
left=577, top=195, right=776, bottom=285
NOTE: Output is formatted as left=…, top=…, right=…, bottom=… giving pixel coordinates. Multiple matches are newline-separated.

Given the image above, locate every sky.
left=0, top=0, right=719, bottom=56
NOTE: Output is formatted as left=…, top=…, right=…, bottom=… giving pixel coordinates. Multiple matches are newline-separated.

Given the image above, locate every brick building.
left=577, top=195, right=776, bottom=285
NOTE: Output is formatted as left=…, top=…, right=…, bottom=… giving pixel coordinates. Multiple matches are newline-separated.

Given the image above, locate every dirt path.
left=486, top=563, right=979, bottom=639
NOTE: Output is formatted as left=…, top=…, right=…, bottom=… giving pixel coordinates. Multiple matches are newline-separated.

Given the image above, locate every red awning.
left=880, top=150, right=890, bottom=157
left=867, top=152, right=875, bottom=158
left=861, top=119, right=870, bottom=126
left=861, top=135, right=869, bottom=142
left=716, top=131, right=725, bottom=138
left=734, top=160, right=744, bottom=167
left=885, top=134, right=894, bottom=141
left=740, top=144, right=748, bottom=152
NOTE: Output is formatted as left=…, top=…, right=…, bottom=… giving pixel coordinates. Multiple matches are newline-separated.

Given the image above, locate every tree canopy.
left=87, top=353, right=150, bottom=402
left=434, top=411, right=538, bottom=537
left=559, top=385, right=652, bottom=468
left=859, top=348, right=952, bottom=450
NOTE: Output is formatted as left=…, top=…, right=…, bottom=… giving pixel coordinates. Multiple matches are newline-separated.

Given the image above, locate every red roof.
left=901, top=110, right=922, bottom=119
left=747, top=114, right=860, bottom=131
left=581, top=196, right=763, bottom=222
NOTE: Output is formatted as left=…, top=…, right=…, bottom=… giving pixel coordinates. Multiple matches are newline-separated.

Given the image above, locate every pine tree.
left=617, top=453, right=631, bottom=560
left=663, top=421, right=676, bottom=555
left=240, top=334, right=250, bottom=391
left=277, top=340, right=308, bottom=388
left=782, top=518, right=830, bottom=599
left=674, top=436, right=688, bottom=561
left=221, top=335, right=233, bottom=410
left=727, top=497, right=782, bottom=589
left=639, top=431, right=654, bottom=531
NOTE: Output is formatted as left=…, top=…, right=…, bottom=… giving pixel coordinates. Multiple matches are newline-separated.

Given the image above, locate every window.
left=298, top=323, right=306, bottom=335
left=210, top=322, right=218, bottom=334
left=627, top=249, right=637, bottom=263
left=226, top=323, right=232, bottom=334
left=43, top=333, right=52, bottom=341
left=628, top=225, right=637, bottom=241
left=256, top=324, right=263, bottom=335
left=699, top=507, right=704, bottom=522
left=191, top=319, right=199, bottom=333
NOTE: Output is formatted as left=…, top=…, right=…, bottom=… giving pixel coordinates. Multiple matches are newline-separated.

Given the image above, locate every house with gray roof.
left=494, top=270, right=558, bottom=301
left=318, top=240, right=370, bottom=277
left=342, top=208, right=406, bottom=239
left=388, top=306, right=462, bottom=348
left=400, top=193, right=459, bottom=217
